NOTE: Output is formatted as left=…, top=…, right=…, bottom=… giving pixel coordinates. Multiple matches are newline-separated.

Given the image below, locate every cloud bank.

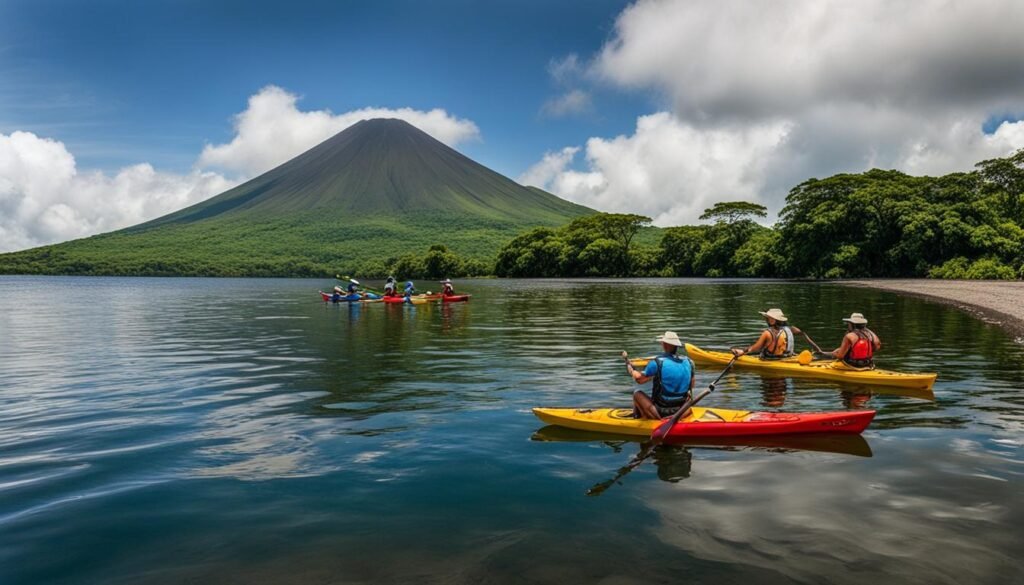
left=526, top=0, right=1024, bottom=225
left=0, top=86, right=478, bottom=252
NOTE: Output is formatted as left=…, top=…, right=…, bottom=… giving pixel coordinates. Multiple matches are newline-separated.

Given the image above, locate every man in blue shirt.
left=625, top=331, right=695, bottom=419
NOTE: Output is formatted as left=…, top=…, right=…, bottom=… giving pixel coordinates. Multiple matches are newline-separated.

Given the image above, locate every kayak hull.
left=442, top=294, right=470, bottom=302
left=383, top=296, right=429, bottom=305
left=532, top=407, right=874, bottom=437
left=633, top=343, right=936, bottom=389
left=319, top=291, right=382, bottom=303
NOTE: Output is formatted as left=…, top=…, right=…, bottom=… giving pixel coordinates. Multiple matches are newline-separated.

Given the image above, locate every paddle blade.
left=651, top=418, right=674, bottom=443
left=797, top=350, right=813, bottom=365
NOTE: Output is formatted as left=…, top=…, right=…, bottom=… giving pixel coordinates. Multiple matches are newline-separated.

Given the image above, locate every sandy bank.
left=843, top=279, right=1024, bottom=340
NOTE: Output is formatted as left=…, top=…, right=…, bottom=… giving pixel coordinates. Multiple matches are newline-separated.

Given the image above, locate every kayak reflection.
left=532, top=425, right=873, bottom=457
left=533, top=425, right=872, bottom=496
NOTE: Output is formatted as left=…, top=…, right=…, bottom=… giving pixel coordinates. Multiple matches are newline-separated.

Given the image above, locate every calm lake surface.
left=1, top=276, right=1021, bottom=584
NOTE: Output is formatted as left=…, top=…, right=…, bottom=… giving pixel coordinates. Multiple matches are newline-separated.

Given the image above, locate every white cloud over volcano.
left=0, top=86, right=478, bottom=252
left=525, top=0, right=1024, bottom=225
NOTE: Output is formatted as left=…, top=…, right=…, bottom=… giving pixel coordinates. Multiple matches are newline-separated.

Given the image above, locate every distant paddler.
left=828, top=313, right=881, bottom=368
left=440, top=278, right=455, bottom=296
left=731, top=308, right=806, bottom=360
left=403, top=281, right=416, bottom=301
left=623, top=331, right=696, bottom=420
left=383, top=276, right=398, bottom=297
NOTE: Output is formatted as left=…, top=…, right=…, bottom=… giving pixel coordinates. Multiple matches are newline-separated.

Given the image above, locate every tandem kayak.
left=532, top=407, right=875, bottom=437
left=632, top=343, right=936, bottom=389
left=442, top=294, right=470, bottom=303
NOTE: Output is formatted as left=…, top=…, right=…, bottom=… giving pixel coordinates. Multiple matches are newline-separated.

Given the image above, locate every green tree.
left=699, top=201, right=768, bottom=224
left=422, top=244, right=464, bottom=278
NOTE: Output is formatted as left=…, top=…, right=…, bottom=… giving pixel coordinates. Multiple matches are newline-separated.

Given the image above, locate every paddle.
left=802, top=332, right=826, bottom=354
left=335, top=274, right=385, bottom=295
left=797, top=332, right=833, bottom=365
left=586, top=355, right=738, bottom=496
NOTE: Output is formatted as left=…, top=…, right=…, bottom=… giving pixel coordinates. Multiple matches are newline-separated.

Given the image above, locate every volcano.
left=0, top=119, right=592, bottom=276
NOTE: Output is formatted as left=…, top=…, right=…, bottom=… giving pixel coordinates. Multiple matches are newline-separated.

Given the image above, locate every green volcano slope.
left=0, top=119, right=592, bottom=276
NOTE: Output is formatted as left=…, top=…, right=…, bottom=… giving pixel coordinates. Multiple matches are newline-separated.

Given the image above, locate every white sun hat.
left=656, top=331, right=684, bottom=347
left=758, top=308, right=788, bottom=321
left=842, top=312, right=868, bottom=324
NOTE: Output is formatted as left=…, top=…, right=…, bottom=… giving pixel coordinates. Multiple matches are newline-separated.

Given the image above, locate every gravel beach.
left=844, top=279, right=1024, bottom=340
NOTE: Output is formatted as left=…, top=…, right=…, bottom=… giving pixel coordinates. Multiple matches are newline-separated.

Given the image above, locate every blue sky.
left=2, top=0, right=1023, bottom=252
left=0, top=0, right=642, bottom=176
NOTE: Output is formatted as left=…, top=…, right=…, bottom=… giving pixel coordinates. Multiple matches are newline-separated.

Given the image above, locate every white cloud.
left=197, top=85, right=480, bottom=176
left=1, top=86, right=479, bottom=252
left=547, top=54, right=585, bottom=85
left=517, top=146, right=579, bottom=189
left=541, top=90, right=592, bottom=118
left=530, top=0, right=1024, bottom=225
left=526, top=114, right=789, bottom=225
left=595, top=0, right=1024, bottom=120
left=0, top=131, right=236, bottom=252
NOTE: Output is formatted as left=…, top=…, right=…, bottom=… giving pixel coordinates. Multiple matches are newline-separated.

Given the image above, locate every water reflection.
left=533, top=426, right=873, bottom=496
left=1, top=276, right=1022, bottom=585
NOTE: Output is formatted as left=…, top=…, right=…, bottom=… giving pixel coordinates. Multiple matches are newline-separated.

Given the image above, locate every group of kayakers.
left=731, top=308, right=880, bottom=368
left=625, top=309, right=882, bottom=420
left=327, top=276, right=458, bottom=302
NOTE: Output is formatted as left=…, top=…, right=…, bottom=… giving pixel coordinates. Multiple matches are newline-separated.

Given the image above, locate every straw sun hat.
left=842, top=312, right=868, bottom=325
left=758, top=308, right=788, bottom=322
left=656, top=331, right=684, bottom=347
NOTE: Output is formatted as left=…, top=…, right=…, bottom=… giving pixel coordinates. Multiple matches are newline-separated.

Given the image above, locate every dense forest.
left=493, top=149, right=1024, bottom=280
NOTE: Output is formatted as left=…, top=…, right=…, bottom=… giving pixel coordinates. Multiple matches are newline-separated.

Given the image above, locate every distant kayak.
left=532, top=407, right=875, bottom=437
left=632, top=343, right=936, bottom=389
left=441, top=294, right=470, bottom=303
left=383, top=296, right=429, bottom=305
left=319, top=291, right=382, bottom=303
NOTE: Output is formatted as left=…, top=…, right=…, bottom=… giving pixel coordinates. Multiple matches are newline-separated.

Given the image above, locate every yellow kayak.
left=632, top=343, right=936, bottom=389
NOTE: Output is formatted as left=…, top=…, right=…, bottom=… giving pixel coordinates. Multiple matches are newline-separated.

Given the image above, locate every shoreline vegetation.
left=1, top=150, right=1022, bottom=280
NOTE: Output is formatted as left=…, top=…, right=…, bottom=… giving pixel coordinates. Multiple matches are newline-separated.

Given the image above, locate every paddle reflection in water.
left=532, top=426, right=872, bottom=496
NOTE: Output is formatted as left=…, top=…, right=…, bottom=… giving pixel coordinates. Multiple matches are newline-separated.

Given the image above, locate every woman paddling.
left=624, top=332, right=696, bottom=420
left=731, top=308, right=804, bottom=360
left=829, top=313, right=881, bottom=368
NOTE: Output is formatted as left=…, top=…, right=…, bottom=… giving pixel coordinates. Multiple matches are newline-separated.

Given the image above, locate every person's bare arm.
left=791, top=325, right=803, bottom=336
left=869, top=329, right=882, bottom=350
left=733, top=330, right=770, bottom=356
left=831, top=333, right=854, bottom=359
left=622, top=352, right=653, bottom=384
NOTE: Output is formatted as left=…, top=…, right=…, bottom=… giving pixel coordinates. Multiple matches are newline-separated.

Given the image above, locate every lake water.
left=1, top=276, right=1021, bottom=584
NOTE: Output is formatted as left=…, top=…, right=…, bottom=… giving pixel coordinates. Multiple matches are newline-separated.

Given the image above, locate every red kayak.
left=664, top=409, right=876, bottom=438
left=532, top=407, right=875, bottom=438
left=442, top=294, right=470, bottom=303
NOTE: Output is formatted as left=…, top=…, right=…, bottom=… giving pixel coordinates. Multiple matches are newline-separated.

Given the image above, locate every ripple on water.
left=0, top=276, right=1022, bottom=585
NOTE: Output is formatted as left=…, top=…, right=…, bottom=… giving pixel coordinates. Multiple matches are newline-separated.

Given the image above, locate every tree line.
left=493, top=149, right=1024, bottom=279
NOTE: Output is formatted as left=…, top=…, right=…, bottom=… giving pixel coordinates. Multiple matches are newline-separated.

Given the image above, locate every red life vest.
left=850, top=330, right=875, bottom=360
